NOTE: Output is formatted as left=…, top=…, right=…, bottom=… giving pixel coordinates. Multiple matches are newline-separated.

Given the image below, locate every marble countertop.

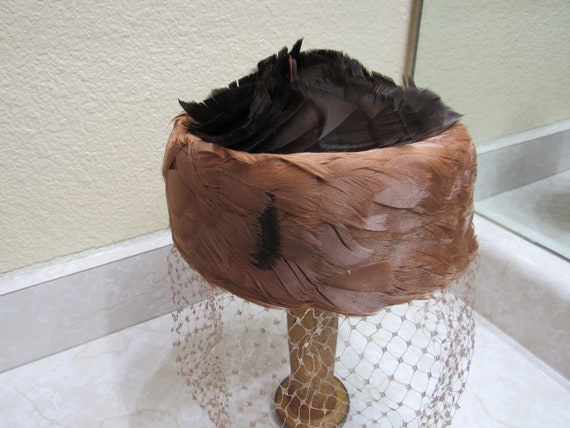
left=477, top=169, right=570, bottom=260
left=1, top=312, right=568, bottom=428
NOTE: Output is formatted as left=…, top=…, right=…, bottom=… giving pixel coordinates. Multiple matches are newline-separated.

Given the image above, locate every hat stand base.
left=274, top=307, right=350, bottom=427
left=275, top=375, right=349, bottom=427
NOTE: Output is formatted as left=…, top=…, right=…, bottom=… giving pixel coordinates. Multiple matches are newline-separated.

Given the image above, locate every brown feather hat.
left=163, top=41, right=477, bottom=316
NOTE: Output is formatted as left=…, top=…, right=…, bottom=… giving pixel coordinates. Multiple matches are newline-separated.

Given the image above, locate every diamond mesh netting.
left=168, top=246, right=475, bottom=428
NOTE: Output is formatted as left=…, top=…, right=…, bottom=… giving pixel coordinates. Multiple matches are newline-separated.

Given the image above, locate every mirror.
left=413, top=0, right=570, bottom=260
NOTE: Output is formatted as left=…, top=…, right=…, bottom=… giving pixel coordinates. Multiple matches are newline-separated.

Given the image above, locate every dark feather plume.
left=179, top=39, right=461, bottom=154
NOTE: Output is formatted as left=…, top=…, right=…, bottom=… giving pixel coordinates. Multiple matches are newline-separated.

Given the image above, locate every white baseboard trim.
left=0, top=230, right=173, bottom=297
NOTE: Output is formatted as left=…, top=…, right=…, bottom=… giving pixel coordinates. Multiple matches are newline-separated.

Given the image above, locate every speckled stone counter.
left=1, top=311, right=568, bottom=427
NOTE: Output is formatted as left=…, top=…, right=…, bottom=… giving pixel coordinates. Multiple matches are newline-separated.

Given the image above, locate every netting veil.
left=169, top=246, right=476, bottom=427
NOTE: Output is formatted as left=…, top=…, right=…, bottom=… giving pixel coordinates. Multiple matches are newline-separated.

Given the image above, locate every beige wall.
left=415, top=0, right=570, bottom=145
left=0, top=1, right=412, bottom=273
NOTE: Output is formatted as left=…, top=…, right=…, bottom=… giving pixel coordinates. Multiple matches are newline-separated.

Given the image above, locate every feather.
left=164, top=41, right=478, bottom=316
left=252, top=193, right=281, bottom=270
left=179, top=39, right=460, bottom=154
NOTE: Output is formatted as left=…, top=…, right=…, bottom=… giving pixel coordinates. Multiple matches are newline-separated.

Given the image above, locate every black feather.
left=252, top=193, right=281, bottom=270
left=179, top=39, right=461, bottom=154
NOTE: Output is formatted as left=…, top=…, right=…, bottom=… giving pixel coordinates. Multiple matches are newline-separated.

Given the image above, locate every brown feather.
left=163, top=112, right=477, bottom=315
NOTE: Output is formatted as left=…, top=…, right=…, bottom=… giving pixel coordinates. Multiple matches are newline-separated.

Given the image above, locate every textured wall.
left=415, top=0, right=570, bottom=145
left=0, top=1, right=412, bottom=273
